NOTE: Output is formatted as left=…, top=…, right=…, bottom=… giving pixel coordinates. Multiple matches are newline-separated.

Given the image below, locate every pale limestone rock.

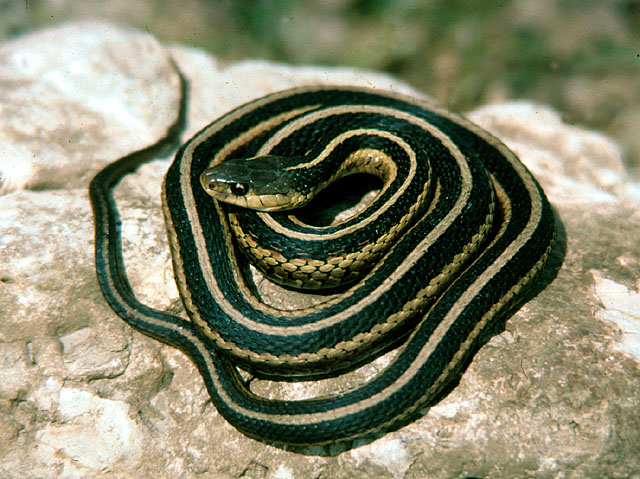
left=1, top=21, right=639, bottom=479
left=0, top=21, right=181, bottom=194
left=468, top=102, right=635, bottom=205
left=34, top=387, right=144, bottom=471
left=592, top=271, right=640, bottom=362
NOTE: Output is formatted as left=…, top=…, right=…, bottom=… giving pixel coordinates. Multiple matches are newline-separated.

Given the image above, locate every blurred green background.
left=2, top=0, right=639, bottom=171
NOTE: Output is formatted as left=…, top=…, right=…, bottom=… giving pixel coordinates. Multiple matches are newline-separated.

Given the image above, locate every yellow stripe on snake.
left=90, top=82, right=558, bottom=445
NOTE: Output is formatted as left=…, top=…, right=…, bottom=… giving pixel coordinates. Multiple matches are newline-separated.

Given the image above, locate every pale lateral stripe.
left=179, top=100, right=473, bottom=336
left=250, top=103, right=454, bottom=241
left=283, top=147, right=399, bottom=232
left=255, top=104, right=413, bottom=164
left=258, top=128, right=416, bottom=241
left=208, top=148, right=543, bottom=427
left=208, top=105, right=320, bottom=168
left=98, top=85, right=551, bottom=442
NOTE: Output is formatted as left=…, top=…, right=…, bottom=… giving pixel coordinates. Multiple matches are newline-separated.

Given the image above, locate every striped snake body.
left=91, top=84, right=557, bottom=445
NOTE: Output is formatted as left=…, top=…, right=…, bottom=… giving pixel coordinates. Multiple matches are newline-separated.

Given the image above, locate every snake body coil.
left=91, top=84, right=557, bottom=445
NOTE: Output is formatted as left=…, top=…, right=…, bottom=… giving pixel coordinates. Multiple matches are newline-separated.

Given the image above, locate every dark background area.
left=3, top=0, right=639, bottom=171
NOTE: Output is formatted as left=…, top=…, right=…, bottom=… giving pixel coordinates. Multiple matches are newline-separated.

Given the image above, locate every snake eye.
left=231, top=183, right=248, bottom=196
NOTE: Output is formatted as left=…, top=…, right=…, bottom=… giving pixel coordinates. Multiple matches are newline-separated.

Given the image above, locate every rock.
left=1, top=21, right=638, bottom=479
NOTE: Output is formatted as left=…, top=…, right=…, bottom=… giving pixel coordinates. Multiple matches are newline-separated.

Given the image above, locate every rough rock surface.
left=1, top=22, right=639, bottom=479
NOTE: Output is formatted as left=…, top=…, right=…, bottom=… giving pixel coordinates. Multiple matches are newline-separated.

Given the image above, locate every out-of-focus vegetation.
left=2, top=0, right=639, bottom=170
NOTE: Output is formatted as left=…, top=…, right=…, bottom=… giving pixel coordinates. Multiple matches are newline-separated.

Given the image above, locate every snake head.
left=200, top=155, right=310, bottom=211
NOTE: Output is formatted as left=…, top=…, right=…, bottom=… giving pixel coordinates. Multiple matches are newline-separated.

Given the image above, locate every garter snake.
left=90, top=80, right=558, bottom=445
